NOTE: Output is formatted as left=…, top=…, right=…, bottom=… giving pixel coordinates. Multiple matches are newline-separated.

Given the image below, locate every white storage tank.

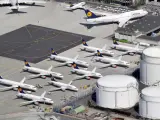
left=140, top=46, right=160, bottom=85
left=96, top=75, right=139, bottom=109
left=139, top=86, right=160, bottom=119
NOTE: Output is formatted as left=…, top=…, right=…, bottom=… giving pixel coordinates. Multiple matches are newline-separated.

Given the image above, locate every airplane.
left=80, top=9, right=148, bottom=28
left=111, top=40, right=144, bottom=55
left=71, top=62, right=103, bottom=80
left=80, top=39, right=114, bottom=56
left=65, top=2, right=86, bottom=12
left=47, top=80, right=78, bottom=93
left=0, top=0, right=46, bottom=12
left=49, top=48, right=89, bottom=68
left=0, top=76, right=37, bottom=92
left=22, top=60, right=63, bottom=79
left=17, top=87, right=54, bottom=106
left=93, top=50, right=130, bottom=68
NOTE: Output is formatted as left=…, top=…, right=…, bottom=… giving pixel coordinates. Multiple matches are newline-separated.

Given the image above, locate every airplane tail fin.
left=82, top=39, right=88, bottom=46
left=41, top=91, right=46, bottom=98
left=84, top=9, right=99, bottom=19
left=51, top=48, right=57, bottom=55
left=20, top=77, right=26, bottom=84
left=96, top=50, right=103, bottom=57
left=113, top=40, right=119, bottom=45
left=74, top=55, right=79, bottom=60
left=92, top=67, right=96, bottom=73
left=18, top=87, right=25, bottom=94
left=102, top=44, right=107, bottom=50
left=24, top=60, right=30, bottom=67
left=0, top=76, right=3, bottom=79
left=72, top=62, right=79, bottom=69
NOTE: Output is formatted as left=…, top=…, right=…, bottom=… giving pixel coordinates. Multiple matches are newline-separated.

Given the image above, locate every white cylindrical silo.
left=140, top=46, right=160, bottom=85
left=139, top=86, right=160, bottom=119
left=96, top=75, right=139, bottom=109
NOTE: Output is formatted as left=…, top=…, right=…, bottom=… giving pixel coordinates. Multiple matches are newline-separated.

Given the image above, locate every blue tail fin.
left=0, top=76, right=2, bottom=79
left=24, top=60, right=30, bottom=67
left=97, top=50, right=103, bottom=57
left=51, top=48, right=57, bottom=55
left=82, top=39, right=88, bottom=46
left=18, top=87, right=25, bottom=94
left=72, top=62, right=79, bottom=69
left=84, top=9, right=99, bottom=19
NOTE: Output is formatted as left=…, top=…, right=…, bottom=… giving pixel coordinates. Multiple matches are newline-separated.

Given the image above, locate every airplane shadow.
left=19, top=3, right=45, bottom=7
left=6, top=11, right=27, bottom=15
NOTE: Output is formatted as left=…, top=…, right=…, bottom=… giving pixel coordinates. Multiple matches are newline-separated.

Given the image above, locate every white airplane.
left=111, top=40, right=144, bottom=55
left=47, top=80, right=78, bottom=93
left=49, top=48, right=89, bottom=68
left=0, top=76, right=37, bottom=92
left=65, top=2, right=85, bottom=12
left=17, top=87, right=54, bottom=106
left=94, top=50, right=130, bottom=68
left=81, top=9, right=148, bottom=28
left=0, top=0, right=46, bottom=12
left=71, top=62, right=103, bottom=80
left=22, top=60, right=63, bottom=79
left=80, top=39, right=114, bottom=56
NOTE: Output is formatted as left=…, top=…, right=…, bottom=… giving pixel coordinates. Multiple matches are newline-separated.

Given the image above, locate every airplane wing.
left=120, top=50, right=136, bottom=56
left=28, top=73, right=47, bottom=79
left=0, top=0, right=10, bottom=4
left=118, top=17, right=131, bottom=27
left=19, top=100, right=38, bottom=106
left=8, top=6, right=29, bottom=10
left=18, top=0, right=46, bottom=4
left=47, top=65, right=53, bottom=71
left=48, top=88, right=62, bottom=92
left=55, top=61, right=73, bottom=67
left=99, top=63, right=117, bottom=69
left=75, top=74, right=88, bottom=80
left=0, top=86, right=14, bottom=91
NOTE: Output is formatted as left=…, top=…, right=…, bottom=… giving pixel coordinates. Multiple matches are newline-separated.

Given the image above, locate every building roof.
left=142, top=86, right=160, bottom=97
left=97, top=75, right=137, bottom=88
left=116, top=14, right=160, bottom=36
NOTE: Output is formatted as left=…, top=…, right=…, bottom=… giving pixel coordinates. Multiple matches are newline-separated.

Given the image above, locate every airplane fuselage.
left=23, top=66, right=63, bottom=79
left=50, top=55, right=89, bottom=67
left=111, top=44, right=143, bottom=53
left=17, top=93, right=53, bottom=104
left=81, top=45, right=114, bottom=56
left=0, top=79, right=36, bottom=91
left=95, top=56, right=130, bottom=67
left=71, top=69, right=102, bottom=78
left=48, top=81, right=78, bottom=91
left=86, top=10, right=148, bottom=25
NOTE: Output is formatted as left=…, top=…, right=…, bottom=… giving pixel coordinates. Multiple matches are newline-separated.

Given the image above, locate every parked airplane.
left=80, top=9, right=148, bottom=28
left=80, top=39, right=114, bottom=56
left=47, top=80, right=78, bottom=93
left=111, top=40, right=143, bottom=55
left=17, top=87, right=53, bottom=106
left=49, top=48, right=89, bottom=68
left=0, top=76, right=36, bottom=92
left=93, top=50, right=130, bottom=68
left=0, top=0, right=46, bottom=12
left=65, top=2, right=85, bottom=11
left=22, top=60, right=63, bottom=79
left=71, top=62, right=103, bottom=80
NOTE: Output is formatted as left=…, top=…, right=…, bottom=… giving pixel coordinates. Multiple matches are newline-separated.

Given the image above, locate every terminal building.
left=115, top=14, right=160, bottom=45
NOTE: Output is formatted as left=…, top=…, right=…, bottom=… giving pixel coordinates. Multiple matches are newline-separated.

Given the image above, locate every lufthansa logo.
left=87, top=12, right=92, bottom=17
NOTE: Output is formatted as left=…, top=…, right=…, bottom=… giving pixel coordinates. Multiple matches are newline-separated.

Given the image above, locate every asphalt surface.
left=0, top=24, right=94, bottom=63
left=0, top=0, right=141, bottom=119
